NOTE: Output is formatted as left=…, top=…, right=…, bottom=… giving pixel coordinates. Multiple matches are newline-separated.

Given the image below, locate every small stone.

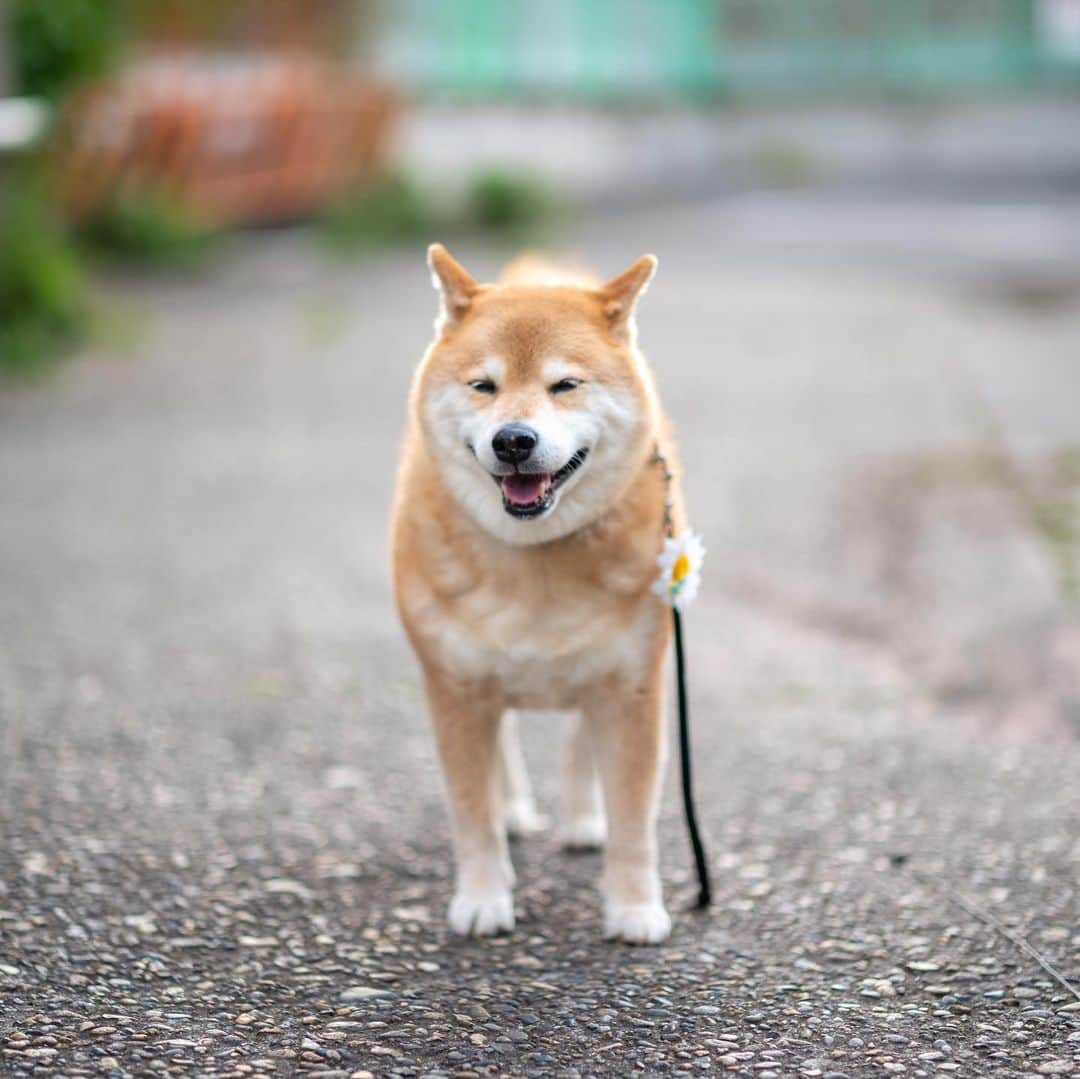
left=339, top=986, right=392, bottom=1002
left=263, top=877, right=312, bottom=896
left=1039, top=927, right=1070, bottom=941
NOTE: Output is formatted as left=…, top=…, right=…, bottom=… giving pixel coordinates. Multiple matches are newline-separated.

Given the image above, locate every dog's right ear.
left=428, top=243, right=479, bottom=331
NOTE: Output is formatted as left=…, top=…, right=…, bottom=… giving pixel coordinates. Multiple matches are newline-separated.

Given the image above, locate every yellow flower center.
left=672, top=553, right=691, bottom=584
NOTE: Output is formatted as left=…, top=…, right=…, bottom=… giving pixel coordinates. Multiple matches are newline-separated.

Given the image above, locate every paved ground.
left=1, top=198, right=1079, bottom=1078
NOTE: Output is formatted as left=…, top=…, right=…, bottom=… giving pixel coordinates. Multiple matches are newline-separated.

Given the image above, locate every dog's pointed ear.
left=597, top=254, right=657, bottom=339
left=428, top=243, right=479, bottom=331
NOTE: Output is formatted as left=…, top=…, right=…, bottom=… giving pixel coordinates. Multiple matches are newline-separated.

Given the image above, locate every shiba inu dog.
left=390, top=244, right=685, bottom=944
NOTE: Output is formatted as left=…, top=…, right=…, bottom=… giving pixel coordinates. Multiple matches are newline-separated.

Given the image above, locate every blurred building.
left=376, top=0, right=1080, bottom=100
left=11, top=0, right=1080, bottom=229
left=366, top=0, right=1080, bottom=210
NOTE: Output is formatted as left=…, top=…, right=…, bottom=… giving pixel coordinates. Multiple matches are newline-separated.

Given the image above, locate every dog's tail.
left=498, top=251, right=598, bottom=289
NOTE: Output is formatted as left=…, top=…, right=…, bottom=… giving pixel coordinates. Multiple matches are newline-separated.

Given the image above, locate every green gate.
left=378, top=0, right=1080, bottom=99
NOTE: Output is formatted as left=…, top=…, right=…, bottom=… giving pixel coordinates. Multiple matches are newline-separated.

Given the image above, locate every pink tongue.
left=502, top=473, right=549, bottom=506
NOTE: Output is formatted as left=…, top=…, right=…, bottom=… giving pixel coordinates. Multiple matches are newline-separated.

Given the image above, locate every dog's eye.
left=549, top=378, right=583, bottom=395
left=467, top=379, right=497, bottom=395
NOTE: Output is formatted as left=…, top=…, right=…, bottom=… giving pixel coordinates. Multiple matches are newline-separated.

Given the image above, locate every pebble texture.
left=1, top=207, right=1078, bottom=1077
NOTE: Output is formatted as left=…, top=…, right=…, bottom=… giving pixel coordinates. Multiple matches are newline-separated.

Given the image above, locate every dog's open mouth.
left=494, top=449, right=589, bottom=519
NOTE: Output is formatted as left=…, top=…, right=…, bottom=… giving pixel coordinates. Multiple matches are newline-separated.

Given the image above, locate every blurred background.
left=1, top=4, right=1079, bottom=1074
left=4, top=0, right=1080, bottom=370
left=5, top=0, right=1077, bottom=718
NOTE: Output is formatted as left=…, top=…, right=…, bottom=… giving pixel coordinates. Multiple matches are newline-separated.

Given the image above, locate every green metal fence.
left=379, top=0, right=1080, bottom=99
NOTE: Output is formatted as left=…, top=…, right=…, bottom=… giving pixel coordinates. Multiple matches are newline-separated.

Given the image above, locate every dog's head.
left=414, top=244, right=660, bottom=546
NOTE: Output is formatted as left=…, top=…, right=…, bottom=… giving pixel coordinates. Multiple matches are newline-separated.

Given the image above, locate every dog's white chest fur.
left=406, top=575, right=661, bottom=704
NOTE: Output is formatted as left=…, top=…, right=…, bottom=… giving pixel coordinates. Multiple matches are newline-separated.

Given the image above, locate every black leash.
left=673, top=605, right=711, bottom=908
left=651, top=447, right=712, bottom=909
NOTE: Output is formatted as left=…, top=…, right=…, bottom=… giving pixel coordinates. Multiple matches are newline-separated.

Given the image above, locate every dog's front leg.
left=584, top=678, right=671, bottom=944
left=424, top=671, right=515, bottom=936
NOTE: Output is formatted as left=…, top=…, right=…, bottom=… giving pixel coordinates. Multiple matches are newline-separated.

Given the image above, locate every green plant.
left=318, top=171, right=436, bottom=254
left=753, top=139, right=816, bottom=187
left=78, top=188, right=218, bottom=267
left=465, top=170, right=557, bottom=237
left=317, top=168, right=562, bottom=257
left=0, top=175, right=88, bottom=376
left=13, top=0, right=132, bottom=101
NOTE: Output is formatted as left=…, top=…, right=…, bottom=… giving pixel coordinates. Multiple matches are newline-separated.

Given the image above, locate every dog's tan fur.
left=390, top=245, right=684, bottom=943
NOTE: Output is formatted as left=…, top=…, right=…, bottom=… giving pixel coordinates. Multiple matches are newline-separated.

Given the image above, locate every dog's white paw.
left=559, top=813, right=607, bottom=851
left=448, top=889, right=515, bottom=937
left=604, top=900, right=671, bottom=945
left=505, top=800, right=549, bottom=839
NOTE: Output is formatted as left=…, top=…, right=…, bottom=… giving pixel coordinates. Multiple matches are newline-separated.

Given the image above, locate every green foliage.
left=0, top=176, right=88, bottom=376
left=12, top=0, right=131, bottom=101
left=318, top=171, right=435, bottom=254
left=78, top=189, right=218, bottom=267
left=319, top=169, right=560, bottom=256
left=753, top=140, right=816, bottom=187
left=465, top=170, right=557, bottom=237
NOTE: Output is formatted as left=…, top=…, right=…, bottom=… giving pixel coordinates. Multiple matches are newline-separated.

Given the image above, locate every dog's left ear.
left=428, top=243, right=479, bottom=331
left=596, top=254, right=657, bottom=339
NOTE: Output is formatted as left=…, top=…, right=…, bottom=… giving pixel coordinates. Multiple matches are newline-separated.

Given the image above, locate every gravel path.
left=1, top=205, right=1078, bottom=1077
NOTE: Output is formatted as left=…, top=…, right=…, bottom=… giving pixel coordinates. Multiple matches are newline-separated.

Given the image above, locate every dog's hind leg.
left=558, top=711, right=607, bottom=851
left=425, top=672, right=515, bottom=937
left=498, top=710, right=547, bottom=839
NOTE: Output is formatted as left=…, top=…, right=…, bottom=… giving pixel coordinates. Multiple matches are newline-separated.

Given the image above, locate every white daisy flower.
left=652, top=529, right=705, bottom=610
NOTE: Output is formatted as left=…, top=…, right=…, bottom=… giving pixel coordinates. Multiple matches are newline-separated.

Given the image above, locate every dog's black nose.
left=492, top=424, right=538, bottom=464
